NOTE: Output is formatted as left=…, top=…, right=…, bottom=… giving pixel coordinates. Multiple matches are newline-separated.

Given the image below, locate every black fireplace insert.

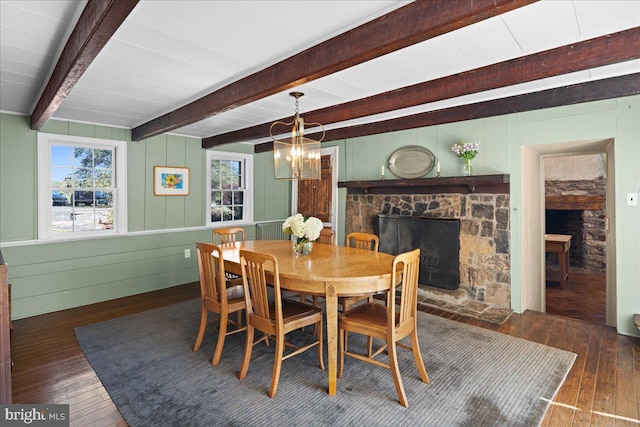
left=375, top=215, right=460, bottom=290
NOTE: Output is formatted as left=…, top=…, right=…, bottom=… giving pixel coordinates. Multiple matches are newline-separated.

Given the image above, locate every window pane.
left=98, top=206, right=113, bottom=229
left=94, top=149, right=112, bottom=169
left=222, top=191, right=232, bottom=206
left=233, top=191, right=244, bottom=205
left=73, top=148, right=92, bottom=168
left=73, top=168, right=93, bottom=187
left=71, top=209, right=95, bottom=232
left=211, top=191, right=221, bottom=205
left=51, top=145, right=72, bottom=167
left=95, top=190, right=111, bottom=207
left=211, top=174, right=221, bottom=189
left=52, top=202, right=73, bottom=233
left=233, top=206, right=243, bottom=221
left=94, top=169, right=112, bottom=187
left=211, top=159, right=220, bottom=175
left=52, top=190, right=68, bottom=207
left=51, top=167, right=73, bottom=186
left=211, top=190, right=222, bottom=222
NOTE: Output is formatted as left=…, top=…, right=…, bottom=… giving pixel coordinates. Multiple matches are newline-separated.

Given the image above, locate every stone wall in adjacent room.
left=345, top=192, right=511, bottom=310
left=545, top=178, right=607, bottom=272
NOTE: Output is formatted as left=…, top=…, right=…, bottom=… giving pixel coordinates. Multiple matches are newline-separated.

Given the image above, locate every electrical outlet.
left=184, top=248, right=191, bottom=258
left=627, top=193, right=638, bottom=206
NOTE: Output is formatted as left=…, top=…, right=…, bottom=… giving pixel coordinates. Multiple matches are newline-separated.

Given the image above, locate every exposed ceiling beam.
left=30, top=0, right=139, bottom=130
left=131, top=0, right=537, bottom=142
left=252, top=73, right=640, bottom=153
left=211, top=27, right=640, bottom=149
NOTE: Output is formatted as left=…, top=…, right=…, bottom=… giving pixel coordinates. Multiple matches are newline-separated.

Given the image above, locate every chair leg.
left=212, top=311, right=228, bottom=366
left=338, top=328, right=345, bottom=378
left=410, top=328, right=430, bottom=384
left=387, top=340, right=408, bottom=408
left=238, top=326, right=255, bottom=380
left=193, top=306, right=208, bottom=352
left=316, top=319, right=325, bottom=370
left=268, top=334, right=285, bottom=398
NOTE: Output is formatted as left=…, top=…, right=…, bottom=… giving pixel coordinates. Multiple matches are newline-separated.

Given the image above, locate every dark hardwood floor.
left=546, top=266, right=607, bottom=325
left=10, top=282, right=639, bottom=426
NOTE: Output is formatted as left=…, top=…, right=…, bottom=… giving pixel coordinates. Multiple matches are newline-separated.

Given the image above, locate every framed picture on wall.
left=154, top=166, right=190, bottom=196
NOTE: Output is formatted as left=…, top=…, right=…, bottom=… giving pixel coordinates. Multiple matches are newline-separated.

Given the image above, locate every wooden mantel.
left=338, top=174, right=509, bottom=195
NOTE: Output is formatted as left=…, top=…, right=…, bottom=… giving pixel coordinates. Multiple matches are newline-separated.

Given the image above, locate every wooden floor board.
left=542, top=319, right=579, bottom=425
left=615, top=336, right=639, bottom=425
left=9, top=281, right=639, bottom=426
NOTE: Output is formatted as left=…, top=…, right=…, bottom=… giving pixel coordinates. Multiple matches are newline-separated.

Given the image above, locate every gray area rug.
left=75, top=299, right=575, bottom=427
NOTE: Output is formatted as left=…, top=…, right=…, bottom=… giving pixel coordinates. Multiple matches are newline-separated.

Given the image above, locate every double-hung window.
left=37, top=133, right=127, bottom=239
left=206, top=150, right=253, bottom=227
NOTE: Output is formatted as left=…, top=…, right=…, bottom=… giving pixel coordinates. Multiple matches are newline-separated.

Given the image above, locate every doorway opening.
left=520, top=138, right=616, bottom=327
left=543, top=154, right=607, bottom=325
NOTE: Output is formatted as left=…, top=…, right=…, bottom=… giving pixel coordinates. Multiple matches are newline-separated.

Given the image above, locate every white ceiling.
left=1, top=0, right=639, bottom=144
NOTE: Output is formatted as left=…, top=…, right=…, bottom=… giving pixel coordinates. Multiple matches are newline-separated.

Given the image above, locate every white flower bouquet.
left=282, top=213, right=323, bottom=255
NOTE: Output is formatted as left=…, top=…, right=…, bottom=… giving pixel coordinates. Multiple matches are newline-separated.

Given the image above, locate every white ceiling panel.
left=574, top=0, right=640, bottom=36
left=501, top=1, right=580, bottom=53
left=0, top=0, right=637, bottom=142
left=588, top=59, right=640, bottom=79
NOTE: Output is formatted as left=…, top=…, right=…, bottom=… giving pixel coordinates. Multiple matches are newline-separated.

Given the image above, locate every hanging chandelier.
left=271, top=92, right=324, bottom=180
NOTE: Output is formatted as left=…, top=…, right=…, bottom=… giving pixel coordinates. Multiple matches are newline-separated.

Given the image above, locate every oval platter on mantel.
left=387, top=145, right=436, bottom=179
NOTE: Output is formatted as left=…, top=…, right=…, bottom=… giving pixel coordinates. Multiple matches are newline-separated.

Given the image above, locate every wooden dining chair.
left=341, top=232, right=380, bottom=311
left=193, top=242, right=246, bottom=366
left=318, top=227, right=336, bottom=245
left=238, top=249, right=324, bottom=398
left=213, top=227, right=245, bottom=280
left=213, top=227, right=245, bottom=245
left=345, top=232, right=379, bottom=252
left=338, top=248, right=429, bottom=407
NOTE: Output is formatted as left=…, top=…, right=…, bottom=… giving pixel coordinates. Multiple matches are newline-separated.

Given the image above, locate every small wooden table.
left=545, top=234, right=572, bottom=288
left=220, top=240, right=396, bottom=396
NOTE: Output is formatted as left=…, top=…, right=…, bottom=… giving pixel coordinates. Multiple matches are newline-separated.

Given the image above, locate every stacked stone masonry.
left=545, top=178, right=607, bottom=272
left=345, top=192, right=511, bottom=310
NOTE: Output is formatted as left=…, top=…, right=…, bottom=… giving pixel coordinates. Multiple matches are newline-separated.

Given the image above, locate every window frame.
left=206, top=150, right=253, bottom=228
left=37, top=133, right=127, bottom=240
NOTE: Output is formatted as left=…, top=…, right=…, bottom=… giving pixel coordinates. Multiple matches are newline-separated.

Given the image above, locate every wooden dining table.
left=219, top=239, right=396, bottom=396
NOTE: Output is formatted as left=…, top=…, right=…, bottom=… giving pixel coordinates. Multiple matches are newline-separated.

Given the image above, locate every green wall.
left=1, top=94, right=638, bottom=337
left=330, top=96, right=639, bottom=337
left=0, top=114, right=285, bottom=319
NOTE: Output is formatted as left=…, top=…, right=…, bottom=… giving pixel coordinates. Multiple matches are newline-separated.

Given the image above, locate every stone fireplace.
left=341, top=175, right=512, bottom=322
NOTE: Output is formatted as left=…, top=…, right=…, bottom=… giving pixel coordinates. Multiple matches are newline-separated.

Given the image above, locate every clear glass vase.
left=462, top=158, right=472, bottom=176
left=293, top=239, right=313, bottom=256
